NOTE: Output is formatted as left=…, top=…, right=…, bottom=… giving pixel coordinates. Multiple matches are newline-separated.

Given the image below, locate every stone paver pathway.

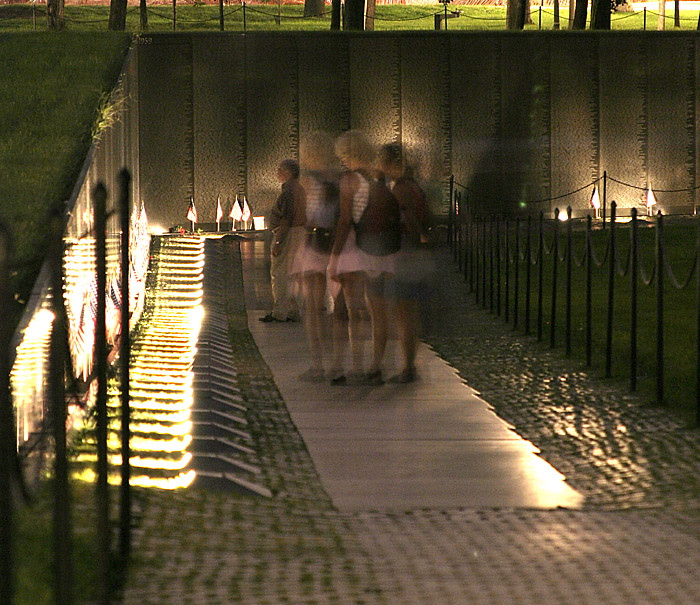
left=119, top=236, right=700, bottom=605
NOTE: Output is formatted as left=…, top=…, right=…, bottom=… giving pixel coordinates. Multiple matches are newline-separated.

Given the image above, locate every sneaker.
left=365, top=369, right=384, bottom=386
left=389, top=367, right=417, bottom=384
left=330, top=374, right=347, bottom=386
left=260, top=313, right=284, bottom=323
left=330, top=371, right=365, bottom=386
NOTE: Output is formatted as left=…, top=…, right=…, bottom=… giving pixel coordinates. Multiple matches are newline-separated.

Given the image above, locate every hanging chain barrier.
left=449, top=174, right=700, bottom=426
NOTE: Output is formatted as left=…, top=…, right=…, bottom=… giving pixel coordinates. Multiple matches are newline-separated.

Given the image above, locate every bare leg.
left=366, top=286, right=389, bottom=377
left=343, top=272, right=367, bottom=375
left=394, top=298, right=419, bottom=380
left=302, top=272, right=326, bottom=374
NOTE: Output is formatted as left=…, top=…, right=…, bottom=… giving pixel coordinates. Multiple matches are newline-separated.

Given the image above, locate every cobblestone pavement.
left=120, top=239, right=700, bottom=604
left=424, top=247, right=700, bottom=511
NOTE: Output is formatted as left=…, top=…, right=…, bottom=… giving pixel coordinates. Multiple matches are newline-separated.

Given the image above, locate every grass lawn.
left=14, top=481, right=112, bottom=605
left=0, top=32, right=130, bottom=326
left=1, top=3, right=699, bottom=31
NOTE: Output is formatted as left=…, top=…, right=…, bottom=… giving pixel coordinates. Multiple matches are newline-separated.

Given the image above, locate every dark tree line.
left=50, top=0, right=623, bottom=32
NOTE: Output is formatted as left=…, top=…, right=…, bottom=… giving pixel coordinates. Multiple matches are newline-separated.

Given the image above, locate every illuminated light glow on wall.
left=129, top=470, right=197, bottom=490
left=105, top=235, right=205, bottom=490
left=646, top=187, right=658, bottom=216
left=590, top=186, right=601, bottom=219
left=73, top=466, right=197, bottom=491
left=10, top=308, right=54, bottom=446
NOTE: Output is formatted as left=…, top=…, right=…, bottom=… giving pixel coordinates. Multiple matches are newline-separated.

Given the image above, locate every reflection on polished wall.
left=10, top=47, right=144, bottom=455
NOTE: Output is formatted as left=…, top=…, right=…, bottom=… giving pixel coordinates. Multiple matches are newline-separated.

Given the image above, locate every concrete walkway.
left=242, top=239, right=582, bottom=512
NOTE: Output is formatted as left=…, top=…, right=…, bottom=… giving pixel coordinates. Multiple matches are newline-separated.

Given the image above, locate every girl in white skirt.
left=327, top=130, right=398, bottom=385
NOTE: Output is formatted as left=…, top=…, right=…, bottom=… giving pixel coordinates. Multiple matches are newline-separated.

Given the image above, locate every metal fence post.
left=630, top=208, right=638, bottom=391
left=0, top=221, right=15, bottom=605
left=489, top=216, right=495, bottom=312
left=696, top=214, right=700, bottom=425
left=118, top=169, right=132, bottom=563
left=504, top=217, right=509, bottom=322
left=602, top=170, right=607, bottom=229
left=513, top=217, right=520, bottom=329
left=448, top=175, right=454, bottom=248
left=496, top=217, right=502, bottom=316
left=565, top=206, right=573, bottom=356
left=605, top=201, right=617, bottom=378
left=48, top=206, right=72, bottom=605
left=537, top=211, right=544, bottom=342
left=474, top=216, right=483, bottom=305
left=463, top=208, right=470, bottom=283
left=586, top=215, right=593, bottom=366
left=481, top=216, right=487, bottom=308
left=525, top=215, right=532, bottom=335
left=456, top=190, right=462, bottom=264
left=92, top=183, right=111, bottom=604
left=550, top=209, right=559, bottom=348
left=468, top=210, right=475, bottom=293
left=656, top=211, right=665, bottom=405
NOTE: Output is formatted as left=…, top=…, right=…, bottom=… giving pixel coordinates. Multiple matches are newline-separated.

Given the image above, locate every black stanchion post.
left=605, top=201, right=617, bottom=378
left=565, top=206, right=573, bottom=356
left=525, top=215, right=532, bottom=335
left=656, top=211, right=665, bottom=405
left=0, top=222, right=15, bottom=605
left=468, top=211, right=474, bottom=292
left=496, top=217, right=501, bottom=316
left=452, top=189, right=457, bottom=262
left=586, top=215, right=593, bottom=367
left=503, top=217, right=509, bottom=322
left=118, top=170, right=132, bottom=563
left=448, top=175, right=454, bottom=248
left=489, top=216, right=494, bottom=312
left=48, top=206, right=71, bottom=605
left=481, top=216, right=487, bottom=308
left=475, top=217, right=481, bottom=304
left=462, top=202, right=469, bottom=283
left=630, top=208, right=638, bottom=391
left=457, top=193, right=463, bottom=273
left=513, top=217, right=520, bottom=329
left=537, top=211, right=544, bottom=342
left=463, top=210, right=469, bottom=283
left=696, top=214, right=700, bottom=425
left=550, top=209, right=559, bottom=348
left=243, top=1, right=246, bottom=30
left=602, top=170, right=607, bottom=230
left=219, top=0, right=224, bottom=29
left=92, top=183, right=110, bottom=604
left=172, top=0, right=176, bottom=30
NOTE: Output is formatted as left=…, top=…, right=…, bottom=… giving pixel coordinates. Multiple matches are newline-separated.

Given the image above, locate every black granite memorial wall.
left=136, top=32, right=700, bottom=230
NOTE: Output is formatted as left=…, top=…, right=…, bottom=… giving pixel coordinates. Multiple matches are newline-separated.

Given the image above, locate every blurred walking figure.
left=379, top=143, right=433, bottom=383
left=292, top=133, right=341, bottom=381
left=261, top=159, right=306, bottom=323
left=328, top=130, right=401, bottom=385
